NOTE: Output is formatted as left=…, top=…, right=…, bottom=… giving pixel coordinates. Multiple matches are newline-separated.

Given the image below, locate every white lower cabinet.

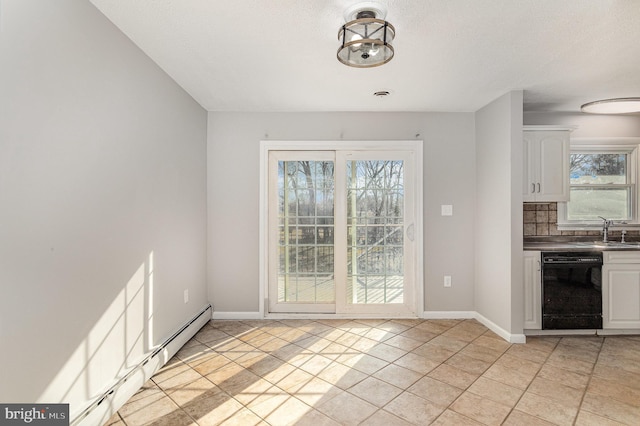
left=524, top=251, right=542, bottom=329
left=602, top=251, right=640, bottom=329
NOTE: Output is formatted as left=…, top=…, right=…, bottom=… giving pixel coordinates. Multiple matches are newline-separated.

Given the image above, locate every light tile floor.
left=105, top=319, right=640, bottom=426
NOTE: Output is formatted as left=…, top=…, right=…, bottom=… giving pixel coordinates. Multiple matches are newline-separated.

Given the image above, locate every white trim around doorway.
left=259, top=140, right=424, bottom=319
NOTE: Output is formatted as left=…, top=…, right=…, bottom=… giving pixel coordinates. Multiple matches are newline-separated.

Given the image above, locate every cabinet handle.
left=537, top=183, right=541, bottom=193
left=531, top=183, right=535, bottom=193
left=537, top=260, right=541, bottom=271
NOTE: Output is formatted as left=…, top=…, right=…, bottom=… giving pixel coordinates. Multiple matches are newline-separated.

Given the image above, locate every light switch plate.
left=441, top=205, right=453, bottom=216
left=444, top=275, right=452, bottom=287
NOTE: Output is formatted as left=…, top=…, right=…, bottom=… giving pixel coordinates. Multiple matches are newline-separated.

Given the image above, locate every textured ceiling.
left=90, top=0, right=640, bottom=113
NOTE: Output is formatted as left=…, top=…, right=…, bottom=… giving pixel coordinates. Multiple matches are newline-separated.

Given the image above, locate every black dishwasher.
left=542, top=252, right=603, bottom=329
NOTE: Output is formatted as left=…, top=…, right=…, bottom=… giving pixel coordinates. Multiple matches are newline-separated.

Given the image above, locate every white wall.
left=0, top=0, right=208, bottom=420
left=510, top=95, right=525, bottom=334
left=207, top=112, right=476, bottom=314
left=474, top=92, right=524, bottom=336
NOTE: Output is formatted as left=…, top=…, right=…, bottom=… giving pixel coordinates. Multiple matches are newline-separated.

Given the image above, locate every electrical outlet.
left=444, top=275, right=452, bottom=287
left=184, top=289, right=189, bottom=304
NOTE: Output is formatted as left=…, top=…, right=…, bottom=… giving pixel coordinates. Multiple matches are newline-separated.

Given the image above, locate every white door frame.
left=259, top=140, right=424, bottom=318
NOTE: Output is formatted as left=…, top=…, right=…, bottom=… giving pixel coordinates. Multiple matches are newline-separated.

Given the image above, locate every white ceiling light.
left=581, top=98, right=640, bottom=114
left=337, top=2, right=395, bottom=68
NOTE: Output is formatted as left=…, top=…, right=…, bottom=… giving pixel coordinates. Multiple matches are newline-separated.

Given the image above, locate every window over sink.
left=558, top=141, right=640, bottom=229
left=568, top=152, right=631, bottom=220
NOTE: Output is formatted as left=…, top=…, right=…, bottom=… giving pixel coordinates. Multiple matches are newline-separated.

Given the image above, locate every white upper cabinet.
left=523, top=126, right=573, bottom=202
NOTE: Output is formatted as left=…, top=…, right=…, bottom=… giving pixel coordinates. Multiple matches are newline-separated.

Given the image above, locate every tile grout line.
left=295, top=319, right=405, bottom=424
left=521, top=335, right=564, bottom=423
left=309, top=319, right=416, bottom=424
left=256, top=319, right=400, bottom=424
left=488, top=334, right=561, bottom=425
left=571, top=335, right=605, bottom=426
left=182, top=324, right=302, bottom=425
left=353, top=319, right=468, bottom=425
left=229, top=322, right=308, bottom=424
left=167, top=329, right=241, bottom=426
left=438, top=326, right=516, bottom=423
left=429, top=329, right=517, bottom=425
left=118, top=319, right=609, bottom=426
left=224, top=321, right=321, bottom=424
left=315, top=319, right=462, bottom=424
left=427, top=334, right=478, bottom=425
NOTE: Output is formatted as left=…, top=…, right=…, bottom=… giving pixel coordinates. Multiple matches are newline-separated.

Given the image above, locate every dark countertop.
left=524, top=237, right=640, bottom=251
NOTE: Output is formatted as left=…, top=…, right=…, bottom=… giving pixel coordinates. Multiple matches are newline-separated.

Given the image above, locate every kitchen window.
left=558, top=143, right=639, bottom=228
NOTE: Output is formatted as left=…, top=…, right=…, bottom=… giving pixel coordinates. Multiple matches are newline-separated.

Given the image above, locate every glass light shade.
left=337, top=18, right=395, bottom=68
left=581, top=98, right=640, bottom=114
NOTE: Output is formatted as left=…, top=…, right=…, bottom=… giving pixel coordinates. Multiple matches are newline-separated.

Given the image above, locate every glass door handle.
left=407, top=223, right=415, bottom=241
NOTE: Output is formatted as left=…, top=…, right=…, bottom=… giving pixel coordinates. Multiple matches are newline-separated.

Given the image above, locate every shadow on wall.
left=37, top=252, right=156, bottom=420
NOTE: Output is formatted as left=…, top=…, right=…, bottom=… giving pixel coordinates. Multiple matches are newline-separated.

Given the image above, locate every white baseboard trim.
left=265, top=313, right=419, bottom=320
left=212, top=311, right=263, bottom=320
left=423, top=310, right=526, bottom=344
left=525, top=328, right=640, bottom=336
left=525, top=329, right=596, bottom=336
left=473, top=312, right=526, bottom=344
left=422, top=311, right=476, bottom=320
left=597, top=329, right=640, bottom=335
left=73, top=304, right=212, bottom=426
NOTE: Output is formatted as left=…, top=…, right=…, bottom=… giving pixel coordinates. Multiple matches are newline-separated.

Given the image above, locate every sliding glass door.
left=267, top=148, right=418, bottom=316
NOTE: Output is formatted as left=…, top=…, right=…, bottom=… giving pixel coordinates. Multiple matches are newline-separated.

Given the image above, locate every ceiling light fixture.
left=337, top=2, right=395, bottom=68
left=581, top=97, right=640, bottom=114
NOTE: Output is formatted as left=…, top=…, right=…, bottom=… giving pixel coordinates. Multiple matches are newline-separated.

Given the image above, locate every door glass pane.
left=346, top=160, right=404, bottom=304
left=277, top=160, right=335, bottom=303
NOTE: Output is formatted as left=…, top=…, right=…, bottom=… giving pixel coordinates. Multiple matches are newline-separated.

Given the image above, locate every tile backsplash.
left=524, top=203, right=562, bottom=236
left=523, top=203, right=639, bottom=237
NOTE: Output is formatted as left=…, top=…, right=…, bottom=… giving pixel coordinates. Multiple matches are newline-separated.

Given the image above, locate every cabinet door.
left=522, top=133, right=537, bottom=202
left=538, top=133, right=569, bottom=202
left=523, top=251, right=541, bottom=329
left=602, top=264, right=640, bottom=329
left=522, top=129, right=570, bottom=202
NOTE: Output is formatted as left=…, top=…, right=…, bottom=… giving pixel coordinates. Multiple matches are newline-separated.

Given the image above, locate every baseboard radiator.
left=72, top=304, right=212, bottom=426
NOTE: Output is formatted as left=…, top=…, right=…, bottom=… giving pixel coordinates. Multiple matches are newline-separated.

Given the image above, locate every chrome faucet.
left=599, top=216, right=613, bottom=242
